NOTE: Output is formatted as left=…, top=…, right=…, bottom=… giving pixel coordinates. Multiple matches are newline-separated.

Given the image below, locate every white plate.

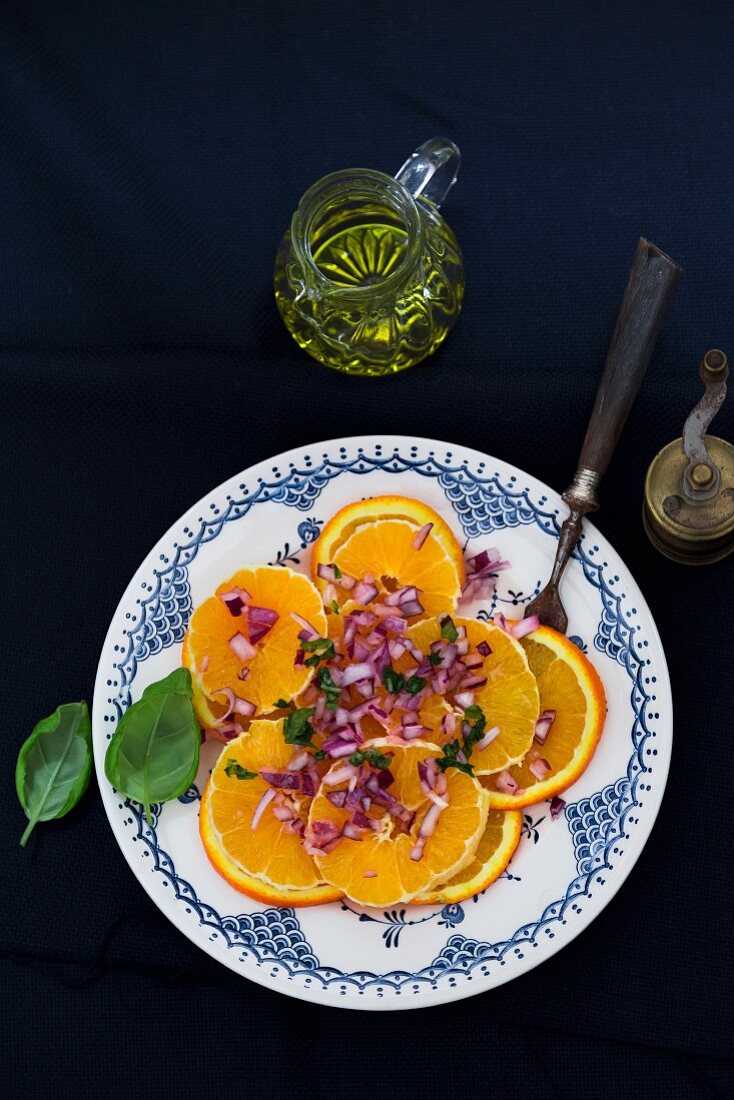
left=93, top=435, right=671, bottom=1010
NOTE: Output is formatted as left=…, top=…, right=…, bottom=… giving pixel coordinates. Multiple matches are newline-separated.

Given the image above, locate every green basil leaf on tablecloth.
left=16, top=702, right=92, bottom=847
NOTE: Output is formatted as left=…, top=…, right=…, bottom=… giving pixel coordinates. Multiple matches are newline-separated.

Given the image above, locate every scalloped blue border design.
left=105, top=444, right=657, bottom=996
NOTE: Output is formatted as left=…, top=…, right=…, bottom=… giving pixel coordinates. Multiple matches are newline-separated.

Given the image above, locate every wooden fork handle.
left=577, top=238, right=681, bottom=480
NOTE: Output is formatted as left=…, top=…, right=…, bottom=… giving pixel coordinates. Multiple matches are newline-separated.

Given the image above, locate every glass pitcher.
left=274, top=138, right=464, bottom=376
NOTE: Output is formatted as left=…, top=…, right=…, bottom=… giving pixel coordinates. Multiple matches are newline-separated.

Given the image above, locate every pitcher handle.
left=394, top=138, right=461, bottom=209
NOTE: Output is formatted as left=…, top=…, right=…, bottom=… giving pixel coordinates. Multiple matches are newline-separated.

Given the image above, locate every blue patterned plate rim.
left=92, top=435, right=672, bottom=1010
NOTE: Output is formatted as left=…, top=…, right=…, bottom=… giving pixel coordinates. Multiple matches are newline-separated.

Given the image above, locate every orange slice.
left=330, top=520, right=462, bottom=618
left=308, top=739, right=489, bottom=907
left=485, top=626, right=606, bottom=809
left=404, top=617, right=540, bottom=773
left=312, top=496, right=464, bottom=579
left=200, top=718, right=341, bottom=905
left=412, top=808, right=522, bottom=904
left=183, top=566, right=326, bottom=726
left=311, top=497, right=464, bottom=619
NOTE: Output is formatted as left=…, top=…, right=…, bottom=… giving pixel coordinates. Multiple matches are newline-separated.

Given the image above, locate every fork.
left=524, top=238, right=681, bottom=633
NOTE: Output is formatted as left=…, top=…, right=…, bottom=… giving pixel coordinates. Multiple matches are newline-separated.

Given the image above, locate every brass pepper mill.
left=644, top=349, right=734, bottom=563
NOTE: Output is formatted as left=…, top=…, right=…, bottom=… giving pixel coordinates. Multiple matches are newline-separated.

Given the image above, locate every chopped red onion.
left=410, top=802, right=443, bottom=861
left=477, top=640, right=492, bottom=658
left=303, top=819, right=342, bottom=855
left=493, top=612, right=510, bottom=634
left=401, top=724, right=426, bottom=740
left=382, top=615, right=406, bottom=635
left=351, top=610, right=377, bottom=628
left=353, top=679, right=375, bottom=699
left=534, top=709, right=557, bottom=745
left=511, top=615, right=540, bottom=639
left=237, top=666, right=250, bottom=681
left=322, top=764, right=355, bottom=786
left=363, top=869, right=377, bottom=878
left=327, top=740, right=360, bottom=758
left=228, top=631, right=256, bottom=662
left=353, top=579, right=379, bottom=605
left=460, top=674, right=488, bottom=691
left=495, top=770, right=519, bottom=794
left=463, top=653, right=484, bottom=670
left=388, top=640, right=406, bottom=660
left=246, top=605, right=279, bottom=643
left=317, top=563, right=339, bottom=584
left=418, top=757, right=438, bottom=789
left=290, top=611, right=319, bottom=639
left=251, top=787, right=276, bottom=830
left=412, top=522, right=434, bottom=550
left=399, top=599, right=424, bottom=618
left=200, top=655, right=210, bottom=672
left=341, top=662, right=374, bottom=687
left=259, top=770, right=300, bottom=790
left=476, top=725, right=501, bottom=751
left=286, top=750, right=311, bottom=772
left=203, top=721, right=242, bottom=744
left=294, top=648, right=305, bottom=668
left=272, top=804, right=295, bottom=822
left=219, top=585, right=251, bottom=616
left=326, top=789, right=348, bottom=808
left=322, top=582, right=338, bottom=607
left=284, top=818, right=305, bottom=836
left=529, top=757, right=552, bottom=781
left=342, top=822, right=364, bottom=841
left=550, top=796, right=566, bottom=820
left=454, top=690, right=475, bottom=709
left=441, top=712, right=457, bottom=739
left=210, top=686, right=236, bottom=720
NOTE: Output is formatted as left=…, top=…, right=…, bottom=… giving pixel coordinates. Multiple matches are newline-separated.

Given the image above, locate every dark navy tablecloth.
left=2, top=2, right=733, bottom=1096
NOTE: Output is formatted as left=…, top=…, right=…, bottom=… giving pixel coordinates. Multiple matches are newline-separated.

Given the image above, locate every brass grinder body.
left=644, top=350, right=734, bottom=564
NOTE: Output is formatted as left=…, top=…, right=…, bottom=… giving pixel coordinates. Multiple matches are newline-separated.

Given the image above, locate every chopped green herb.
left=224, top=759, right=257, bottom=780
left=349, top=747, right=392, bottom=770
left=332, top=563, right=342, bottom=579
left=436, top=740, right=474, bottom=776
left=330, top=600, right=340, bottom=614
left=272, top=698, right=290, bottom=709
left=283, top=707, right=318, bottom=749
left=428, top=652, right=443, bottom=667
left=462, top=704, right=487, bottom=754
left=316, top=666, right=341, bottom=712
left=440, top=615, right=458, bottom=643
left=302, top=636, right=335, bottom=667
left=406, top=675, right=426, bottom=695
left=381, top=666, right=405, bottom=695
left=314, top=749, right=327, bottom=761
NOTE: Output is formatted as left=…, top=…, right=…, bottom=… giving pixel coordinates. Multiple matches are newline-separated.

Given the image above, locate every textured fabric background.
left=2, top=2, right=733, bottom=1096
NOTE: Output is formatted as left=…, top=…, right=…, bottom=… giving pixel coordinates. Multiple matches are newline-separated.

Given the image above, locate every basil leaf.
left=16, top=702, right=92, bottom=847
left=350, top=747, right=392, bottom=769
left=104, top=668, right=199, bottom=825
left=440, top=615, right=458, bottom=643
left=428, top=652, right=442, bottom=666
left=224, top=759, right=258, bottom=780
left=381, top=666, right=405, bottom=694
left=141, top=667, right=193, bottom=700
left=406, top=675, right=426, bottom=695
left=436, top=739, right=475, bottom=776
left=283, top=706, right=317, bottom=748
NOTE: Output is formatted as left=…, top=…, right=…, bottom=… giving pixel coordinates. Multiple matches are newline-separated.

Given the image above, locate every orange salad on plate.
left=183, top=496, right=606, bottom=908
